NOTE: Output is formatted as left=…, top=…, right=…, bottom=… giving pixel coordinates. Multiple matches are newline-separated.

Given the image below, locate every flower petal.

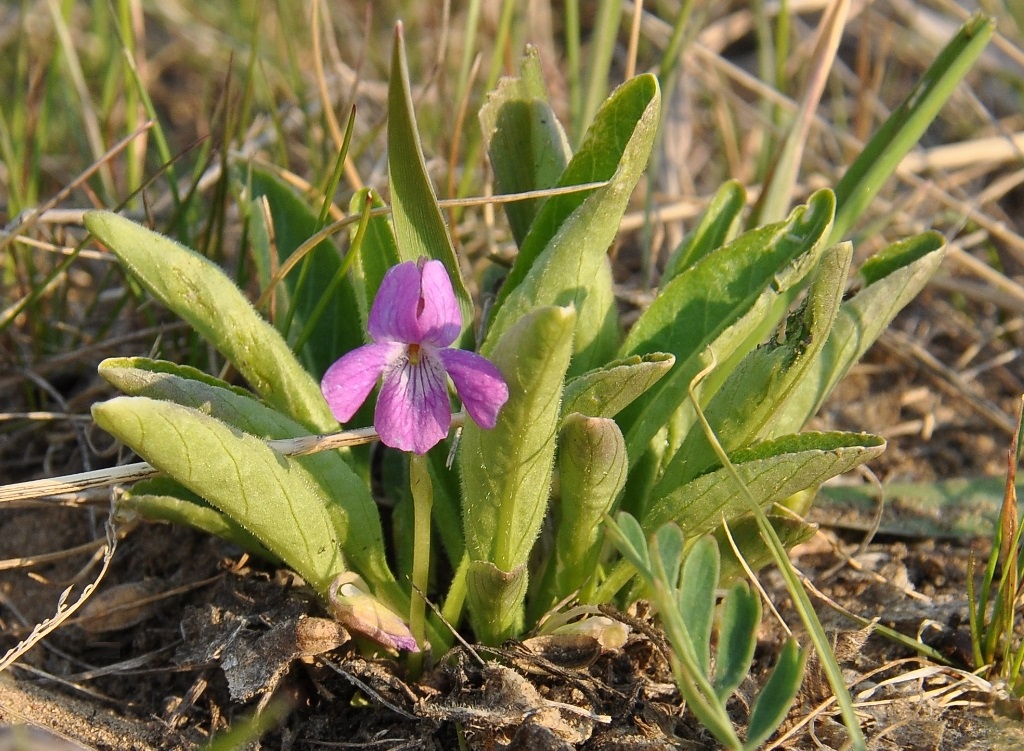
left=367, top=260, right=461, bottom=347
left=375, top=347, right=452, bottom=454
left=321, top=342, right=403, bottom=423
left=439, top=348, right=509, bottom=430
left=368, top=261, right=421, bottom=343
left=416, top=259, right=462, bottom=347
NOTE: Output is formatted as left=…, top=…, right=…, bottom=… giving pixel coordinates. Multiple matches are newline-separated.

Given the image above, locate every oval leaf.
left=714, top=582, right=761, bottom=702
left=554, top=415, right=628, bottom=599
left=678, top=535, right=720, bottom=677
left=461, top=306, right=576, bottom=574
left=644, top=431, right=886, bottom=535
left=97, top=357, right=396, bottom=597
left=744, top=638, right=807, bottom=750
left=84, top=211, right=336, bottom=433
left=93, top=396, right=346, bottom=594
left=561, top=353, right=675, bottom=422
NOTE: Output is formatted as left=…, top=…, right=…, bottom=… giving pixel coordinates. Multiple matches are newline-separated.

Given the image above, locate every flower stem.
left=408, top=454, right=433, bottom=676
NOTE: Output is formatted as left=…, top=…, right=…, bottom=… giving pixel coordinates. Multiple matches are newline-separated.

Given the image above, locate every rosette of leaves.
left=89, top=22, right=970, bottom=662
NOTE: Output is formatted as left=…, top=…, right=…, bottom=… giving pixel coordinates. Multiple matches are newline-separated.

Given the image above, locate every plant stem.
left=409, top=454, right=433, bottom=676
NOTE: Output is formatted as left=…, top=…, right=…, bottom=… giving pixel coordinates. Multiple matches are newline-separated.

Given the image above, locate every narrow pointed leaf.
left=93, top=397, right=346, bottom=593
left=678, top=535, right=720, bottom=677
left=84, top=211, right=336, bottom=433
left=663, top=180, right=746, bottom=281
left=388, top=23, right=472, bottom=328
left=714, top=582, right=761, bottom=702
left=744, top=638, right=807, bottom=750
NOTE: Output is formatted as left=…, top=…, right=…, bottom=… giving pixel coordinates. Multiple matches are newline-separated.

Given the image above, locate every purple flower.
left=321, top=258, right=509, bottom=454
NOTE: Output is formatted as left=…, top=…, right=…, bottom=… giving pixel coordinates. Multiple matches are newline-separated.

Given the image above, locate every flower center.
left=407, top=342, right=421, bottom=365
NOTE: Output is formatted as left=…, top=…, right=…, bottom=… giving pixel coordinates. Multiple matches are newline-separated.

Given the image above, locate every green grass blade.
left=688, top=372, right=867, bottom=750
left=751, top=0, right=850, bottom=225
left=578, top=0, right=624, bottom=143
left=242, top=166, right=364, bottom=379
left=831, top=14, right=994, bottom=243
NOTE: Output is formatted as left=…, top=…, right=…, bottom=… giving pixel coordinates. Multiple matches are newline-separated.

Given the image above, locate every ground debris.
left=175, top=578, right=348, bottom=703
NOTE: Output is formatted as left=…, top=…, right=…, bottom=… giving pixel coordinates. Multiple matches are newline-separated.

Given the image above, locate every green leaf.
left=554, top=414, right=629, bottom=600
left=570, top=255, right=621, bottom=375
left=84, top=211, right=336, bottom=433
left=831, top=14, right=994, bottom=243
left=644, top=431, right=886, bottom=535
left=388, top=23, right=472, bottom=329
left=461, top=307, right=575, bottom=639
left=561, top=353, right=675, bottom=422
left=744, top=638, right=807, bottom=750
left=652, top=523, right=686, bottom=596
left=605, top=511, right=652, bottom=576
left=479, top=44, right=571, bottom=246
left=769, top=232, right=945, bottom=436
left=92, top=396, right=346, bottom=594
left=465, top=561, right=528, bottom=646
left=124, top=477, right=278, bottom=563
left=96, top=358, right=397, bottom=601
left=618, top=190, right=835, bottom=463
left=654, top=242, right=852, bottom=491
left=678, top=535, right=719, bottom=677
left=242, top=165, right=364, bottom=378
left=100, top=356, right=253, bottom=399
left=462, top=306, right=575, bottom=571
left=484, top=75, right=661, bottom=364
left=714, top=582, right=761, bottom=702
left=662, top=180, right=746, bottom=281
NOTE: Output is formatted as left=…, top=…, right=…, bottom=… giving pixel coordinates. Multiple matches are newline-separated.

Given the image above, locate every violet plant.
left=86, top=17, right=991, bottom=747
